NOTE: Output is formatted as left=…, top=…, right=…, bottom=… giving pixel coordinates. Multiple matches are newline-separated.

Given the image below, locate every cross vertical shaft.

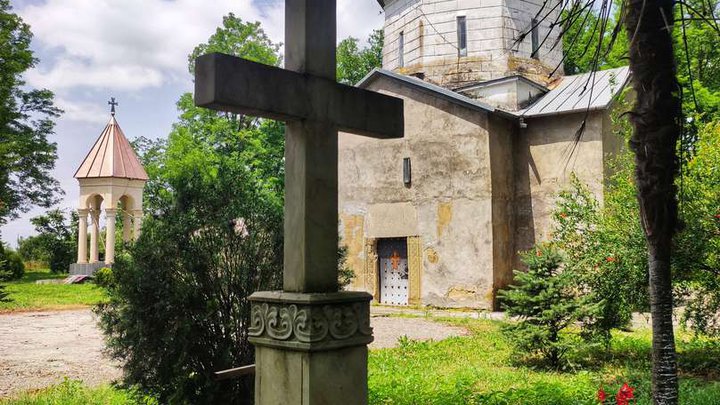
left=283, top=0, right=339, bottom=292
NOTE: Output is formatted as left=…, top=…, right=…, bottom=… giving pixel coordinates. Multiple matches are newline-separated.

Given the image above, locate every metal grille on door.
left=378, top=238, right=409, bottom=305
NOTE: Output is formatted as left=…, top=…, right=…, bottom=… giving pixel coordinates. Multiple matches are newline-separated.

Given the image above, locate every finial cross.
left=108, top=97, right=118, bottom=116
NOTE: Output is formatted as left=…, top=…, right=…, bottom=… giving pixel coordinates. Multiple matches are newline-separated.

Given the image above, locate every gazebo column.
left=90, top=210, right=100, bottom=263
left=122, top=211, right=132, bottom=242
left=105, top=208, right=117, bottom=265
left=132, top=209, right=143, bottom=240
left=76, top=209, right=89, bottom=264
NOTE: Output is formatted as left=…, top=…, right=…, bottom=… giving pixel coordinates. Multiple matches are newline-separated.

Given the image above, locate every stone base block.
left=255, top=345, right=368, bottom=404
left=69, top=262, right=109, bottom=275
left=249, top=291, right=373, bottom=405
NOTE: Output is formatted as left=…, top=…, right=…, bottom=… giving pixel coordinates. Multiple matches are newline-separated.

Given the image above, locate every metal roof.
left=518, top=66, right=630, bottom=118
left=356, top=66, right=629, bottom=121
left=357, top=68, right=500, bottom=115
left=74, top=115, right=149, bottom=181
left=456, top=74, right=549, bottom=93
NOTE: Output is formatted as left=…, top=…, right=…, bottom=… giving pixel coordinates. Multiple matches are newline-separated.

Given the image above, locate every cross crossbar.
left=194, top=53, right=404, bottom=139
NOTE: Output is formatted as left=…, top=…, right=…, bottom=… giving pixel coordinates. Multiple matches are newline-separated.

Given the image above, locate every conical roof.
left=74, top=115, right=149, bottom=181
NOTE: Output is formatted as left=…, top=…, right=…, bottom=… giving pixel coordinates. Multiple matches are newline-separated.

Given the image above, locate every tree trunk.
left=624, top=0, right=680, bottom=403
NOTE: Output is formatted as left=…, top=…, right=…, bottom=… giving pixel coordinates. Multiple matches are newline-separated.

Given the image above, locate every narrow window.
left=531, top=19, right=539, bottom=59
left=398, top=31, right=405, bottom=67
left=457, top=16, right=467, bottom=57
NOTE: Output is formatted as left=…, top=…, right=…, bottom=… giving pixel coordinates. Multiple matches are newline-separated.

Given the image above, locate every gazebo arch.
left=70, top=103, right=148, bottom=275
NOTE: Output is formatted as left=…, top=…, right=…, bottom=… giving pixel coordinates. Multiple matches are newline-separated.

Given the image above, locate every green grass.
left=0, top=269, right=107, bottom=312
left=368, top=317, right=720, bottom=404
left=0, top=379, right=139, bottom=405
left=2, top=318, right=719, bottom=404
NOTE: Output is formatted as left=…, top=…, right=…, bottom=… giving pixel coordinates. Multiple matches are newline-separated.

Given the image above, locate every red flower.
left=606, top=256, right=616, bottom=263
left=536, top=249, right=542, bottom=257
left=619, top=383, right=634, bottom=399
left=560, top=212, right=568, bottom=218
left=615, top=383, right=635, bottom=405
left=597, top=388, right=607, bottom=402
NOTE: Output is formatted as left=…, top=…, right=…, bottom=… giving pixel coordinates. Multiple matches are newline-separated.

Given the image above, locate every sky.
left=2, top=0, right=385, bottom=246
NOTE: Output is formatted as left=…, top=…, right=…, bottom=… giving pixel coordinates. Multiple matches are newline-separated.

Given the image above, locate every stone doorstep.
left=248, top=291, right=373, bottom=352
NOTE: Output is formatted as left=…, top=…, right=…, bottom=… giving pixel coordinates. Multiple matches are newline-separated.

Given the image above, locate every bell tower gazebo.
left=69, top=100, right=148, bottom=275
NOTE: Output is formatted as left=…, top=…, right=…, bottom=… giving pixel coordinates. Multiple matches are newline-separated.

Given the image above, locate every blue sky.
left=2, top=0, right=384, bottom=246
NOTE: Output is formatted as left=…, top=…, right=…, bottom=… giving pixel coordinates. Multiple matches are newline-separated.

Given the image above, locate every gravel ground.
left=0, top=308, right=467, bottom=398
left=0, top=310, right=121, bottom=398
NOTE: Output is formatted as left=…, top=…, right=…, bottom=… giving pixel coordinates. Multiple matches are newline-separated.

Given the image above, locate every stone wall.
left=512, top=111, right=614, bottom=261
left=339, top=75, right=501, bottom=308
left=382, top=0, right=564, bottom=88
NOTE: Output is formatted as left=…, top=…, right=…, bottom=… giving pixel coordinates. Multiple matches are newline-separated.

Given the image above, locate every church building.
left=338, top=0, right=630, bottom=308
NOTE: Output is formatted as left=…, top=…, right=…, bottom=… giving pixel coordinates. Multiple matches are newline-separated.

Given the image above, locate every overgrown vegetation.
left=543, top=121, right=720, bottom=339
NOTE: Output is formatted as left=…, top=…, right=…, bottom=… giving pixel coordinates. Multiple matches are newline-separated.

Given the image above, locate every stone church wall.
left=381, top=0, right=563, bottom=88
left=513, top=110, right=615, bottom=260
left=339, top=76, right=502, bottom=309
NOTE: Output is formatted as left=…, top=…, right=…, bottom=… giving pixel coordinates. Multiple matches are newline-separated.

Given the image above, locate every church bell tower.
left=378, top=0, right=564, bottom=88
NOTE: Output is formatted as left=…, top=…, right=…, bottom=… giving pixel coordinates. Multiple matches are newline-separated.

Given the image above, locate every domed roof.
left=74, top=115, right=149, bottom=181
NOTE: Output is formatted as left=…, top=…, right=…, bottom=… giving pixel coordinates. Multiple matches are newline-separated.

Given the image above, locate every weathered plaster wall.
left=488, top=114, right=516, bottom=307
left=382, top=0, right=563, bottom=88
left=513, top=111, right=607, bottom=258
left=339, top=76, right=500, bottom=308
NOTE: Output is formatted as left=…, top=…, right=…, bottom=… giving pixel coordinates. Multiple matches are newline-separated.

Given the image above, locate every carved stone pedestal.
left=249, top=291, right=373, bottom=405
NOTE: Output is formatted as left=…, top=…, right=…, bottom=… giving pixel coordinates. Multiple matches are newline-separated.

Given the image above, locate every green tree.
left=625, top=0, right=682, bottom=401
left=337, top=29, right=384, bottom=85
left=17, top=234, right=50, bottom=264
left=0, top=243, right=24, bottom=280
left=0, top=0, right=62, bottom=227
left=97, top=15, right=285, bottom=404
left=562, top=1, right=720, bottom=124
left=551, top=174, right=646, bottom=344
left=499, top=245, right=599, bottom=368
left=561, top=7, right=627, bottom=75
left=29, top=209, right=77, bottom=273
left=675, top=122, right=720, bottom=335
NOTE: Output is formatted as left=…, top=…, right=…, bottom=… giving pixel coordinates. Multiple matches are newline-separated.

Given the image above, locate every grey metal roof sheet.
left=518, top=66, right=630, bottom=117
left=357, top=66, right=629, bottom=120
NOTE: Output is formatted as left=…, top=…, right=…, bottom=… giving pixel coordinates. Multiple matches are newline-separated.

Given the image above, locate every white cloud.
left=54, top=96, right=112, bottom=124
left=18, top=0, right=284, bottom=91
left=17, top=0, right=383, bottom=93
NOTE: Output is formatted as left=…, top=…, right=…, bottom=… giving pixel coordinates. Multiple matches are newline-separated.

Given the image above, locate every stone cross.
left=194, top=1, right=403, bottom=404
left=195, top=2, right=403, bottom=293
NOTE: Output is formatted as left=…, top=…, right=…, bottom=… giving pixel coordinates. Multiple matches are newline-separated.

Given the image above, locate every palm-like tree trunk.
left=624, top=0, right=680, bottom=403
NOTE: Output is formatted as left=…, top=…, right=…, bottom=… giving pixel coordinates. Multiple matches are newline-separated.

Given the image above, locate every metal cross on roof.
left=108, top=97, right=118, bottom=116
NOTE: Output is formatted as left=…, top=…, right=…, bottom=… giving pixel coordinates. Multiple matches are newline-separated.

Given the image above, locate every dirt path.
left=0, top=309, right=466, bottom=398
left=0, top=310, right=121, bottom=398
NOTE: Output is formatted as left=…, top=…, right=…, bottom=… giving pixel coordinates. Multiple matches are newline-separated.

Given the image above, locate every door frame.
left=371, top=236, right=422, bottom=306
